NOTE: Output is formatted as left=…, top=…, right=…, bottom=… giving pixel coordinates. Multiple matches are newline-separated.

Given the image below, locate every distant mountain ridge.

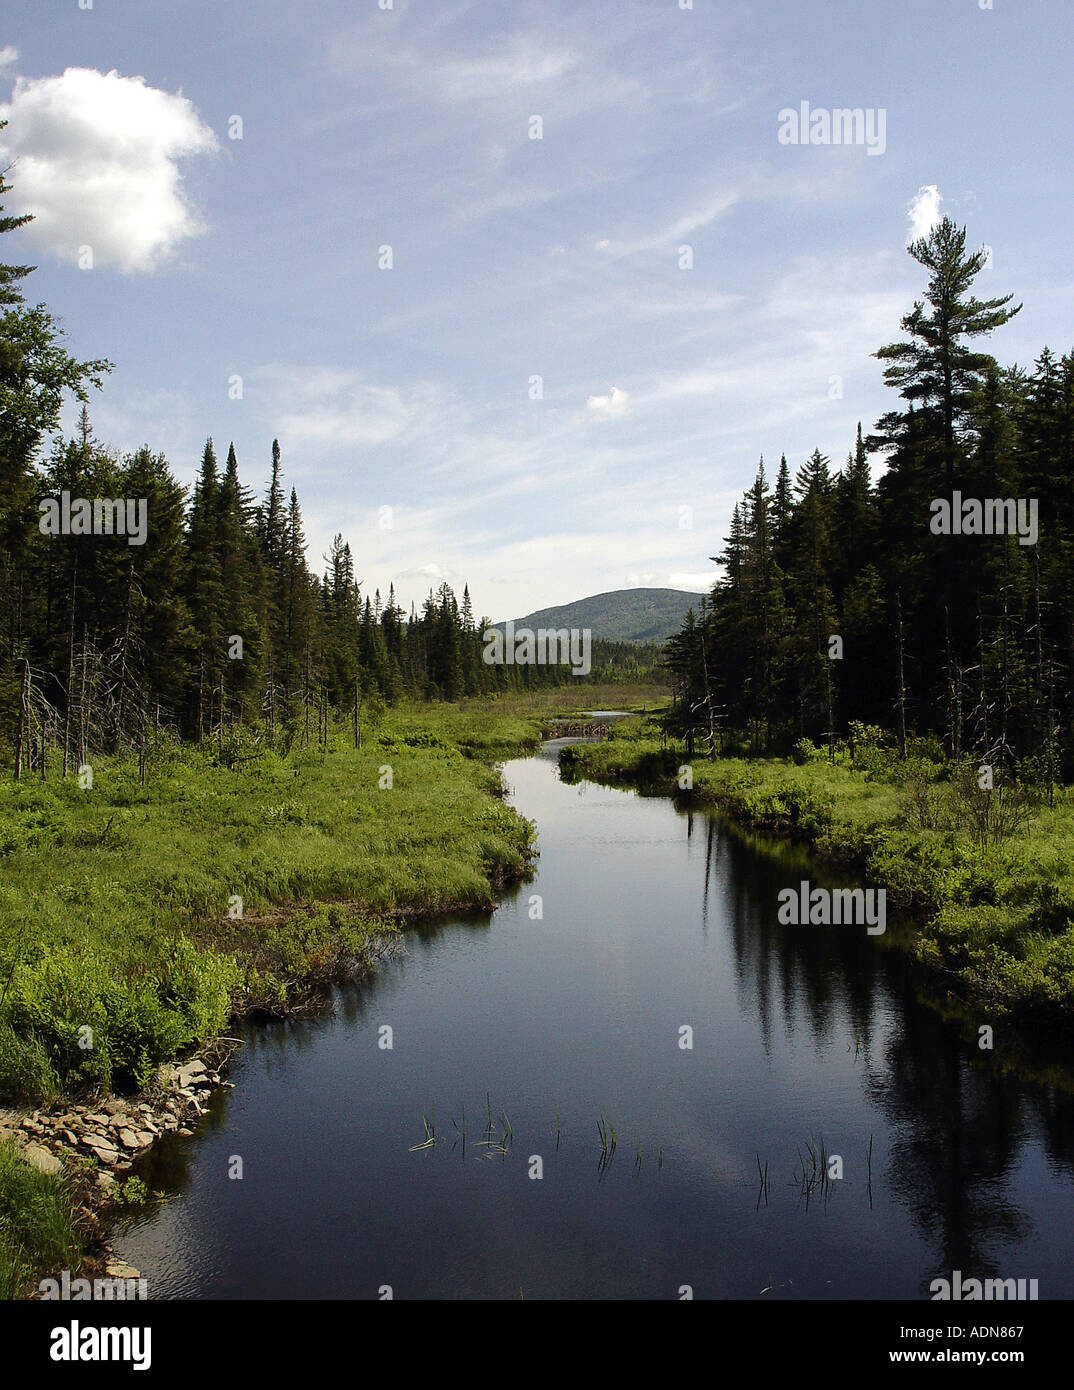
left=499, top=587, right=704, bottom=645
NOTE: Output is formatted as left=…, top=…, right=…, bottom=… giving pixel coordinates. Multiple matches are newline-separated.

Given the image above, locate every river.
left=112, top=737, right=1074, bottom=1299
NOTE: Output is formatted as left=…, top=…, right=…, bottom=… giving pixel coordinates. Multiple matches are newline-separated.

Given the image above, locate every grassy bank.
left=0, top=703, right=521, bottom=1104
left=0, top=1143, right=87, bottom=1300
left=0, top=684, right=667, bottom=1104
left=560, top=723, right=1074, bottom=1028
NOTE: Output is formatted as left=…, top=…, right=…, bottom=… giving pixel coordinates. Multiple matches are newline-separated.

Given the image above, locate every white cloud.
left=0, top=46, right=18, bottom=72
left=392, top=562, right=464, bottom=585
left=586, top=385, right=630, bottom=419
left=907, top=184, right=942, bottom=243
left=668, top=572, right=714, bottom=592
left=431, top=39, right=579, bottom=100
left=251, top=367, right=421, bottom=452
left=593, top=187, right=741, bottom=259
left=0, top=67, right=218, bottom=272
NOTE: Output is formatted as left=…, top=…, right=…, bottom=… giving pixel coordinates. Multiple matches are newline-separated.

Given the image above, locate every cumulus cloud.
left=586, top=385, right=630, bottom=419
left=907, top=184, right=942, bottom=243
left=0, top=46, right=18, bottom=71
left=0, top=67, right=218, bottom=272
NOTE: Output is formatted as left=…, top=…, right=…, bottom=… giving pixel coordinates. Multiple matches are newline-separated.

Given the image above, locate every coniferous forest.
left=665, top=217, right=1074, bottom=774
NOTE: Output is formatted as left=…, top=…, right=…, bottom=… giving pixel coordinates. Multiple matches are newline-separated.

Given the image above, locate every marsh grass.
left=0, top=702, right=560, bottom=1103
left=0, top=1139, right=84, bottom=1300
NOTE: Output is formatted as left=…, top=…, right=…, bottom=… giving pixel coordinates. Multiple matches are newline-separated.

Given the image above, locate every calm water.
left=114, top=741, right=1074, bottom=1299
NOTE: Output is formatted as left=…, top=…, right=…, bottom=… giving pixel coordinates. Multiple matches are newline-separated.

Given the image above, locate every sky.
left=1, top=0, right=1071, bottom=621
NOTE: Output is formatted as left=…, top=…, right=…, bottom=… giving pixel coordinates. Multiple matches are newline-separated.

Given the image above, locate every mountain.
left=499, top=588, right=705, bottom=645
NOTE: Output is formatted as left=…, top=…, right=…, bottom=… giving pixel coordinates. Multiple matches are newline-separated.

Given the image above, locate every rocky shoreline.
left=0, top=1042, right=239, bottom=1293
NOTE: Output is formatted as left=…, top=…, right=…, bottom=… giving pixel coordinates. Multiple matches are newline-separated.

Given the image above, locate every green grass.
left=0, top=1139, right=85, bottom=1300
left=560, top=724, right=1074, bottom=1027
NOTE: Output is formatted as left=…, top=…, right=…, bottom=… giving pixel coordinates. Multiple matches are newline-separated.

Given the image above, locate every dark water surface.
left=114, top=741, right=1074, bottom=1299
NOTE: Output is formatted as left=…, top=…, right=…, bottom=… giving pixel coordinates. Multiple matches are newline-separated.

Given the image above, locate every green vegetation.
left=506, top=588, right=701, bottom=644
left=665, top=217, right=1073, bottom=778
left=561, top=720, right=1074, bottom=1027
left=0, top=1141, right=84, bottom=1300
left=0, top=688, right=663, bottom=1107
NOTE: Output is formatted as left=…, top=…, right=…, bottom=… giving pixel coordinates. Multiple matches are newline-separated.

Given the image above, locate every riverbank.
left=559, top=727, right=1074, bottom=1030
left=0, top=684, right=665, bottom=1297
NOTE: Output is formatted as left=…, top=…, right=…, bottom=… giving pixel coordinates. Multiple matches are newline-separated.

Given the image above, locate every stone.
left=21, top=1143, right=63, bottom=1177
left=96, top=1171, right=116, bottom=1188
left=83, top=1139, right=118, bottom=1163
left=176, top=1061, right=208, bottom=1088
left=117, top=1129, right=141, bottom=1150
left=135, top=1132, right=154, bottom=1147
left=103, top=1100, right=128, bottom=1116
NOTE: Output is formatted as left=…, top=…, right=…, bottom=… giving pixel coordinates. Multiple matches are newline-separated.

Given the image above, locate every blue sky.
left=2, top=0, right=1071, bottom=619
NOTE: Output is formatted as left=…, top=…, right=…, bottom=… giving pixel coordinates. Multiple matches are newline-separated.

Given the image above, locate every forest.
left=664, top=217, right=1074, bottom=777
left=0, top=144, right=651, bottom=773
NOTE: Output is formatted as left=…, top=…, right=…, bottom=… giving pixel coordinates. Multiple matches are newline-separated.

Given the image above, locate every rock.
left=176, top=1061, right=208, bottom=1087
left=61, top=1129, right=79, bottom=1146
left=85, top=1113, right=111, bottom=1127
left=96, top=1171, right=115, bottom=1188
left=83, top=1139, right=118, bottom=1164
left=177, top=1127, right=194, bottom=1137
left=20, top=1119, right=43, bottom=1134
left=21, top=1143, right=63, bottom=1177
left=103, top=1100, right=128, bottom=1116
left=103, top=1258, right=140, bottom=1280
left=117, top=1129, right=141, bottom=1150
left=135, top=1132, right=154, bottom=1147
